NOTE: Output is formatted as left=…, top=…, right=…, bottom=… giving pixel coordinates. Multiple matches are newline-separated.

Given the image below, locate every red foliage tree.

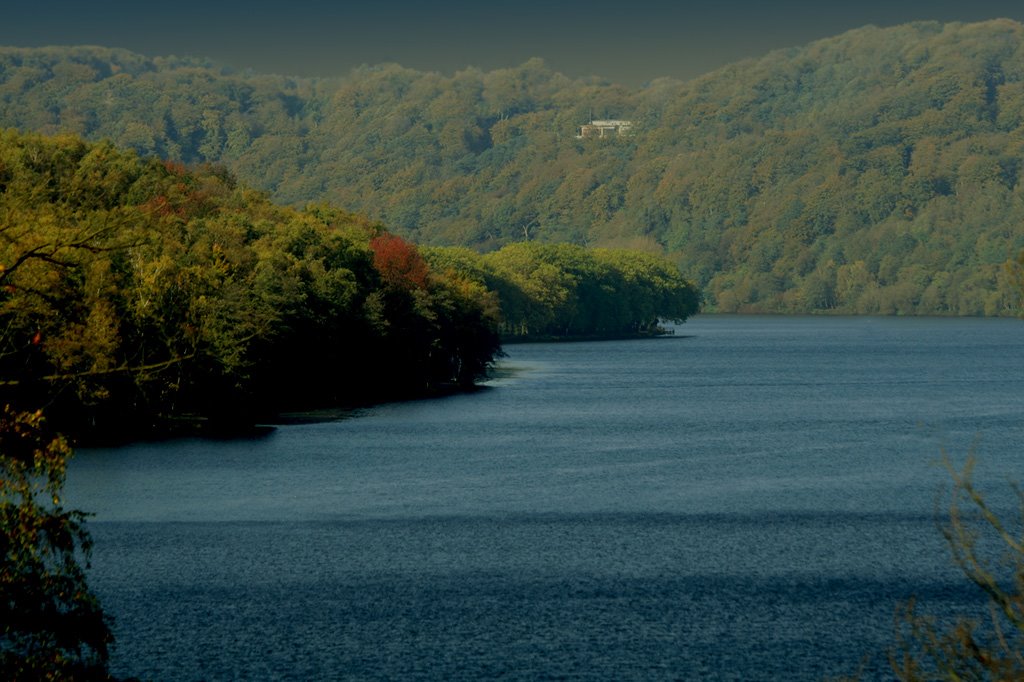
left=369, top=234, right=431, bottom=290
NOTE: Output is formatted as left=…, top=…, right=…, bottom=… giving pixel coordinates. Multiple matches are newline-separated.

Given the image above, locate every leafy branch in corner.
left=890, top=456, right=1024, bottom=680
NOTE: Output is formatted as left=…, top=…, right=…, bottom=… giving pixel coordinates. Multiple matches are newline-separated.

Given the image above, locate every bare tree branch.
left=0, top=354, right=195, bottom=387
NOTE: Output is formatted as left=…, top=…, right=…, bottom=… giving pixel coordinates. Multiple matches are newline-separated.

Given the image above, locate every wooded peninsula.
left=0, top=130, right=697, bottom=440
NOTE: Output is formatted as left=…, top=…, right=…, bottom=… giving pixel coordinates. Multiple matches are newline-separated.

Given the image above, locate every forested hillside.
left=3, top=20, right=1024, bottom=314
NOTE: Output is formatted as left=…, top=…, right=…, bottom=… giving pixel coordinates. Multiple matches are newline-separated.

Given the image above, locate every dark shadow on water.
left=84, top=381, right=499, bottom=445
left=273, top=383, right=497, bottom=425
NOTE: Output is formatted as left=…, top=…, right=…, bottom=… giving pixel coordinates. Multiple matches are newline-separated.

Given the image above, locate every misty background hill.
left=2, top=19, right=1024, bottom=314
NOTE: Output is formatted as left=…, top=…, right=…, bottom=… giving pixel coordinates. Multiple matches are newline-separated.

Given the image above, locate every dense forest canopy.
left=424, top=243, right=699, bottom=338
left=1, top=20, right=1024, bottom=313
left=0, top=129, right=697, bottom=438
left=0, top=129, right=504, bottom=438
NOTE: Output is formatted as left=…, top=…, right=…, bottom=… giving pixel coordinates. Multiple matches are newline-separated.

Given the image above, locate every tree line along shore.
left=0, top=129, right=698, bottom=441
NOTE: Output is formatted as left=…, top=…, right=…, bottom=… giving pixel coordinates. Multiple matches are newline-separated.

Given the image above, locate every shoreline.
left=500, top=327, right=679, bottom=344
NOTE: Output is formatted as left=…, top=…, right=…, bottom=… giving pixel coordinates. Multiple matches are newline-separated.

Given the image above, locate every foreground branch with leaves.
left=0, top=406, right=112, bottom=680
left=891, top=457, right=1024, bottom=680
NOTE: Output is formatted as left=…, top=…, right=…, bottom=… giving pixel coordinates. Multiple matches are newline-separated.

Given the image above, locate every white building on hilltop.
left=576, top=119, right=633, bottom=139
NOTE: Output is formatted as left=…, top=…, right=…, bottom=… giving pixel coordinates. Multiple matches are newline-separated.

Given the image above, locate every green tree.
left=0, top=407, right=113, bottom=680
left=461, top=242, right=698, bottom=338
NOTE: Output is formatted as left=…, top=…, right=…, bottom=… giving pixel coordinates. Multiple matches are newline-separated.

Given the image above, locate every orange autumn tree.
left=365, top=233, right=500, bottom=390
left=369, top=234, right=430, bottom=291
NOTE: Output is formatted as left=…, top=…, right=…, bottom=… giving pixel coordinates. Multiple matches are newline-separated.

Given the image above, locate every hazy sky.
left=4, top=0, right=1024, bottom=85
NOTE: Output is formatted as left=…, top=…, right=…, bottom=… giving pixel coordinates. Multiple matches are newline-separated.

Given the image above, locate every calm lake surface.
left=67, top=315, right=1024, bottom=680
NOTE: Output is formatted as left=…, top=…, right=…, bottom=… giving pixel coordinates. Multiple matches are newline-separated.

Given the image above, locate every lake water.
left=66, top=315, right=1024, bottom=680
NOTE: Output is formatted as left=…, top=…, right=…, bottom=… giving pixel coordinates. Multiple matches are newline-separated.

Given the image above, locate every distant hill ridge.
left=2, top=19, right=1024, bottom=314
